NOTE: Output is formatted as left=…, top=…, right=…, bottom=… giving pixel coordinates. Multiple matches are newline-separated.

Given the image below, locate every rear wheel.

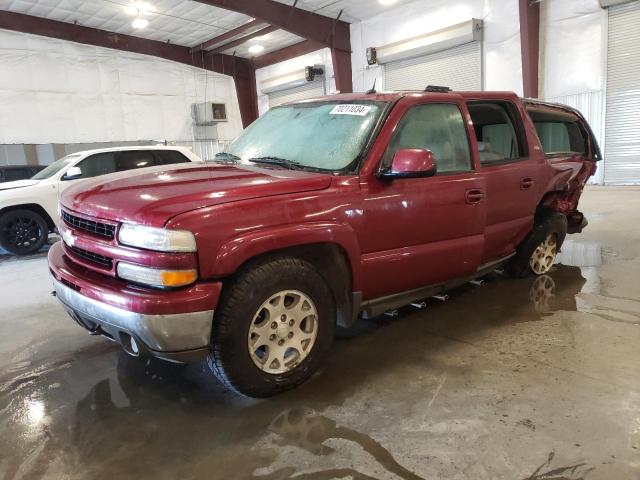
left=509, top=212, right=567, bottom=278
left=206, top=257, right=335, bottom=398
left=0, top=209, right=49, bottom=255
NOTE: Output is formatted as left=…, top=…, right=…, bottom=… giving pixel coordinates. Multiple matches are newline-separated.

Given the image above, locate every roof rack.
left=424, top=85, right=452, bottom=93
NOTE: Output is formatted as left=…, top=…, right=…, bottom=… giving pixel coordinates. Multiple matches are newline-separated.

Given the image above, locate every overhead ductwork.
left=368, top=19, right=483, bottom=65
left=259, top=65, right=325, bottom=94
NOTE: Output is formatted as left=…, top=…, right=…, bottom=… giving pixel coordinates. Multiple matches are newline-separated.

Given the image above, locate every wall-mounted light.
left=305, top=66, right=324, bottom=82
left=366, top=47, right=378, bottom=66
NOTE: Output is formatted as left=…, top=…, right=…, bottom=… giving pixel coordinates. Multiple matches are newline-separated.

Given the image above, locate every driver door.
left=359, top=100, right=486, bottom=300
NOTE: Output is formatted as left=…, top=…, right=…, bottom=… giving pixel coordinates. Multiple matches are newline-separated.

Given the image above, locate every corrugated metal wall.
left=604, top=0, right=640, bottom=184
left=267, top=82, right=326, bottom=108
left=383, top=42, right=482, bottom=91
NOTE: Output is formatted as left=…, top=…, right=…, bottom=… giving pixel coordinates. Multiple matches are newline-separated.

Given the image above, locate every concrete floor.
left=0, top=187, right=639, bottom=480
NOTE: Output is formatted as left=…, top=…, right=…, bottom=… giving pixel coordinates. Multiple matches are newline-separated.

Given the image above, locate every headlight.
left=117, top=262, right=198, bottom=288
left=118, top=224, right=197, bottom=252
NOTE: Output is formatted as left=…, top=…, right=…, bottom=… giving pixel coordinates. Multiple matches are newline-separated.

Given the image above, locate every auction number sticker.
left=330, top=104, right=372, bottom=116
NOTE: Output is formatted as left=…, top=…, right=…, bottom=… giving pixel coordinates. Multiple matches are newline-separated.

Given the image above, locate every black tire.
left=206, top=257, right=336, bottom=398
left=508, top=211, right=567, bottom=278
left=0, top=209, right=49, bottom=255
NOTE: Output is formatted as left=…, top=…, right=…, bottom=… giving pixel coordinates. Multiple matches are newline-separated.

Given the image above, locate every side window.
left=153, top=150, right=191, bottom=166
left=73, top=153, right=116, bottom=179
left=5, top=168, right=27, bottom=181
left=384, top=104, right=472, bottom=174
left=114, top=150, right=156, bottom=172
left=526, top=105, right=586, bottom=156
left=467, top=101, right=526, bottom=165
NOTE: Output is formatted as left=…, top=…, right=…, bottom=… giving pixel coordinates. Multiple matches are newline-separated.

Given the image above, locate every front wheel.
left=206, top=257, right=335, bottom=398
left=0, top=209, right=49, bottom=255
left=509, top=212, right=567, bottom=278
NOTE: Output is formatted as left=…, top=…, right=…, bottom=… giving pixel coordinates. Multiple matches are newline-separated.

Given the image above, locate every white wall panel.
left=350, top=0, right=522, bottom=94
left=0, top=29, right=244, bottom=144
left=540, top=0, right=607, bottom=99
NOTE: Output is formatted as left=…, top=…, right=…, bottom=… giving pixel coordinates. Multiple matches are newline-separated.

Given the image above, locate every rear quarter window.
left=526, top=105, right=587, bottom=156
left=153, top=150, right=191, bottom=165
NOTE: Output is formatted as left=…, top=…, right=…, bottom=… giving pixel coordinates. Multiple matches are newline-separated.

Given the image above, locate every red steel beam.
left=194, top=0, right=351, bottom=53
left=519, top=0, right=540, bottom=98
left=191, top=18, right=265, bottom=52
left=0, top=10, right=259, bottom=126
left=252, top=39, right=324, bottom=69
left=0, top=10, right=252, bottom=78
left=208, top=25, right=278, bottom=55
left=331, top=47, right=353, bottom=93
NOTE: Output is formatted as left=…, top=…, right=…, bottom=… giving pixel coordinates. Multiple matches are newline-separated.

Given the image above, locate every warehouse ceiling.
left=0, top=0, right=410, bottom=58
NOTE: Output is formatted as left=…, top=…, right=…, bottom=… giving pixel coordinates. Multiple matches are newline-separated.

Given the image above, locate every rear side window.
left=467, top=101, right=526, bottom=165
left=5, top=168, right=29, bottom=181
left=115, top=150, right=156, bottom=172
left=384, top=103, right=472, bottom=174
left=74, top=153, right=116, bottom=178
left=526, top=105, right=586, bottom=156
left=153, top=150, right=191, bottom=165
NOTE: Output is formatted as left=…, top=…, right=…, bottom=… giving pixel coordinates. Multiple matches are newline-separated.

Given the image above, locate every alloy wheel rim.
left=529, top=233, right=557, bottom=275
left=247, top=290, right=318, bottom=374
left=6, top=217, right=41, bottom=250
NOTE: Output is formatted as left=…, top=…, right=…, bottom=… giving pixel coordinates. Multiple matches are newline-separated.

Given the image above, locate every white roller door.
left=604, top=0, right=640, bottom=184
left=384, top=42, right=482, bottom=92
left=267, top=82, right=325, bottom=108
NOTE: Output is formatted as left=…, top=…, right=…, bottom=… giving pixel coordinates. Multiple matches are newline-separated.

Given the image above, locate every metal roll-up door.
left=384, top=42, right=482, bottom=91
left=267, top=82, right=325, bottom=108
left=604, top=0, right=640, bottom=184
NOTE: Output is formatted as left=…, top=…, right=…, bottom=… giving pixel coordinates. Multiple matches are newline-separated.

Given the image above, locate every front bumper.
left=49, top=241, right=220, bottom=363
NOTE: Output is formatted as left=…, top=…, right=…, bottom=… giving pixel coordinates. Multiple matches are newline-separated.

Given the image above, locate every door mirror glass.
left=63, top=166, right=82, bottom=180
left=381, top=148, right=437, bottom=179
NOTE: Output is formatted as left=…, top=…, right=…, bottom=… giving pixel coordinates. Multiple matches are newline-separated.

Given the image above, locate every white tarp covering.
left=0, top=29, right=243, bottom=144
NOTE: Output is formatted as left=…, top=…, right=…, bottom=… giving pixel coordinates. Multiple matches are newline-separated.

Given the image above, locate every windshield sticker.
left=330, top=104, right=372, bottom=116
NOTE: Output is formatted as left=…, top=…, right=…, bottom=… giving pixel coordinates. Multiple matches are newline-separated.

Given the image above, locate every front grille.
left=62, top=210, right=116, bottom=240
left=68, top=245, right=113, bottom=270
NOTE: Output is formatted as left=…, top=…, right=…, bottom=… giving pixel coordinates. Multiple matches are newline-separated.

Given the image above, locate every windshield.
left=223, top=101, right=385, bottom=172
left=32, top=154, right=82, bottom=180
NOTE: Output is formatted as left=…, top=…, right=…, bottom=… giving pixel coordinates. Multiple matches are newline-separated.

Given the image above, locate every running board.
left=357, top=253, right=514, bottom=320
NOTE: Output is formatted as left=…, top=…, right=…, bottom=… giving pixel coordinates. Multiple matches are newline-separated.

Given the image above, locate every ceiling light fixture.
left=378, top=0, right=398, bottom=5
left=248, top=44, right=265, bottom=54
left=132, top=17, right=149, bottom=29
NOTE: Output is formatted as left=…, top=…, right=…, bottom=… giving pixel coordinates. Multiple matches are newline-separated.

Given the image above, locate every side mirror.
left=380, top=148, right=437, bottom=179
left=63, top=166, right=82, bottom=180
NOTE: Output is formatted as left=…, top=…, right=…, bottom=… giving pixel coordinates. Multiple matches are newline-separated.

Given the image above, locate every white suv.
left=0, top=146, right=204, bottom=255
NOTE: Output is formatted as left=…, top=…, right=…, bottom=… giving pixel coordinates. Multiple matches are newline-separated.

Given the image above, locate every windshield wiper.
left=213, top=152, right=240, bottom=163
left=248, top=156, right=304, bottom=170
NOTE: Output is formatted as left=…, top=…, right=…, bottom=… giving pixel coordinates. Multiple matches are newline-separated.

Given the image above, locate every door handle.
left=465, top=189, right=485, bottom=204
left=520, top=177, right=534, bottom=190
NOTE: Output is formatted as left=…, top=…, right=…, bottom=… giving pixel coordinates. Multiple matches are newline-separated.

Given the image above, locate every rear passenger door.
left=360, top=99, right=486, bottom=300
left=466, top=100, right=542, bottom=264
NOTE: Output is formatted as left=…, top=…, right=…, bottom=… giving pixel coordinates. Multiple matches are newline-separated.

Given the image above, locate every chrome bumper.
left=52, top=276, right=213, bottom=360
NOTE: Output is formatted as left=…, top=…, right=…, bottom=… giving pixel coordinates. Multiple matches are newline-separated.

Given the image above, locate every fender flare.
left=211, top=222, right=362, bottom=290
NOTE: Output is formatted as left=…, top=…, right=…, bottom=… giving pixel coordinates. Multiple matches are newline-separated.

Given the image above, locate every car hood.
left=0, top=179, right=40, bottom=190
left=62, top=163, right=333, bottom=226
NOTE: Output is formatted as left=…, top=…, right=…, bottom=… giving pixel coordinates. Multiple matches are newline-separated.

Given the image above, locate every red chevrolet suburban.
left=49, top=89, right=600, bottom=397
